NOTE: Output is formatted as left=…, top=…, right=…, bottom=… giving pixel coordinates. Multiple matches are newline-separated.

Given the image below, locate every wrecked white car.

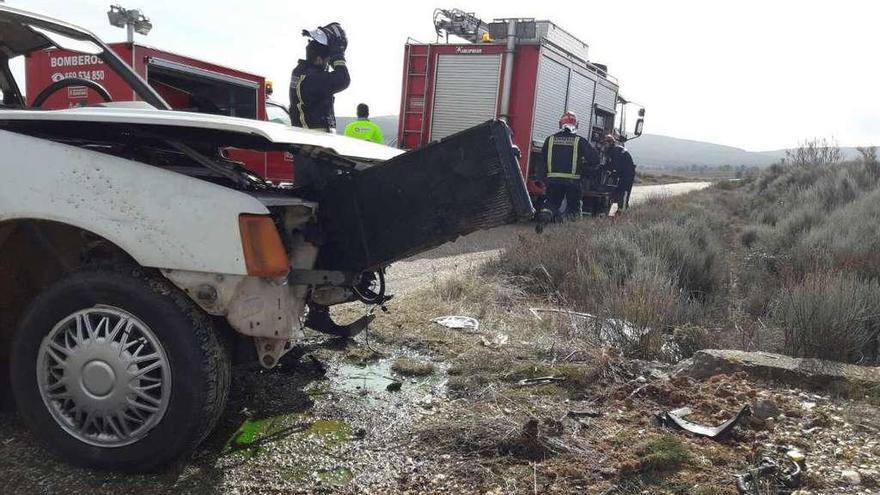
left=0, top=6, right=531, bottom=471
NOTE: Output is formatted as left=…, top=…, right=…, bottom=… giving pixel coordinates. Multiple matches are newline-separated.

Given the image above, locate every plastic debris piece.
left=431, top=316, right=479, bottom=331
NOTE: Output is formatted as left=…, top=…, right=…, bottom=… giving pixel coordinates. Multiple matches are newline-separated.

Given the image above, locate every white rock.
left=841, top=469, right=862, bottom=485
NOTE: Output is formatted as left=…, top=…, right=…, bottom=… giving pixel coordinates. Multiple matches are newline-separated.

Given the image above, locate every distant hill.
left=626, top=135, right=866, bottom=169
left=337, top=115, right=866, bottom=168
left=625, top=134, right=784, bottom=168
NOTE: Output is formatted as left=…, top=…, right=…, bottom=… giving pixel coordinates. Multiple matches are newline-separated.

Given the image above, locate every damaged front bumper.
left=167, top=120, right=534, bottom=368
left=162, top=268, right=310, bottom=368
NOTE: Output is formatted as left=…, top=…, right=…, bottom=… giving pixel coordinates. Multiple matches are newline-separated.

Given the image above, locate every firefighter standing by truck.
left=536, top=111, right=600, bottom=223
left=289, top=22, right=349, bottom=191
left=602, top=134, right=636, bottom=211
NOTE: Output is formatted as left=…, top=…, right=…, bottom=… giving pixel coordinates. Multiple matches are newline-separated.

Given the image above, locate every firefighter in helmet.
left=536, top=111, right=600, bottom=223
left=601, top=134, right=636, bottom=211
left=290, top=22, right=349, bottom=131
left=289, top=23, right=350, bottom=191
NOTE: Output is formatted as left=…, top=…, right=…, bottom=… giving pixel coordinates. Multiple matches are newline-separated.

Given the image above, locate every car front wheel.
left=10, top=267, right=230, bottom=471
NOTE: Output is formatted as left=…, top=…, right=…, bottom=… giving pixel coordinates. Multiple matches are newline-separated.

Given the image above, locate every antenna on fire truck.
left=107, top=5, right=152, bottom=43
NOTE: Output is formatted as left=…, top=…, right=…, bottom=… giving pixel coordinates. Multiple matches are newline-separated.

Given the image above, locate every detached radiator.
left=317, top=120, right=533, bottom=272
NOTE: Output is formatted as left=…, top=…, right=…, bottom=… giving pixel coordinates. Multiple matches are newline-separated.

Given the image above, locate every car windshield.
left=266, top=103, right=291, bottom=125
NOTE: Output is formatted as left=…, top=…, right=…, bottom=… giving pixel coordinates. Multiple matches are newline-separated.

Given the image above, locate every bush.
left=796, top=187, right=880, bottom=280
left=634, top=217, right=727, bottom=299
left=714, top=179, right=743, bottom=190
left=740, top=227, right=759, bottom=249
left=771, top=272, right=880, bottom=362
left=603, top=262, right=687, bottom=360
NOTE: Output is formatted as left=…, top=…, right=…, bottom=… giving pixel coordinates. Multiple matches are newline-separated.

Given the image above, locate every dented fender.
left=162, top=232, right=319, bottom=348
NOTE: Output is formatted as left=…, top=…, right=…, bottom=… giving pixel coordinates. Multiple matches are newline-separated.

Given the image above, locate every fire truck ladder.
left=401, top=41, right=431, bottom=149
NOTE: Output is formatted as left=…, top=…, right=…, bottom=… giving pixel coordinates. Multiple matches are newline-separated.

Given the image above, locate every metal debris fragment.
left=567, top=409, right=602, bottom=418
left=735, top=455, right=802, bottom=494
left=657, top=405, right=752, bottom=439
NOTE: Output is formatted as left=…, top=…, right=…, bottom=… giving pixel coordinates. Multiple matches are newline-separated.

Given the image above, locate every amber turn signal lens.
left=238, top=214, right=289, bottom=278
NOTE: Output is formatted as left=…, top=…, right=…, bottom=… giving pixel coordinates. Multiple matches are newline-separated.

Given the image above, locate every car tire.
left=10, top=266, right=230, bottom=472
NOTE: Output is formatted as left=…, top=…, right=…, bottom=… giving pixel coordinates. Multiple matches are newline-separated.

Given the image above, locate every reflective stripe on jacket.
left=547, top=134, right=582, bottom=180
left=289, top=58, right=350, bottom=131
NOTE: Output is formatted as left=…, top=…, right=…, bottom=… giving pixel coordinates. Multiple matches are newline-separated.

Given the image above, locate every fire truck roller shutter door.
left=429, top=54, right=502, bottom=141
left=532, top=56, right=570, bottom=144
left=594, top=79, right=618, bottom=113
left=567, top=71, right=597, bottom=135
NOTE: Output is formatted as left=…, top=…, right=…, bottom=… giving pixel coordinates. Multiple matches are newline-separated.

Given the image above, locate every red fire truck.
left=397, top=9, right=644, bottom=197
left=25, top=42, right=294, bottom=183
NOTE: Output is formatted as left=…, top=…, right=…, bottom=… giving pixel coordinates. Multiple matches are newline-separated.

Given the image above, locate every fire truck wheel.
left=9, top=267, right=230, bottom=472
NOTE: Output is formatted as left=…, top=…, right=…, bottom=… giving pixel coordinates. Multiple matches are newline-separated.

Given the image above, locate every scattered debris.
left=480, top=332, right=509, bottom=348
left=517, top=376, right=567, bottom=387
left=431, top=315, right=479, bottom=331
left=657, top=405, right=752, bottom=439
left=735, top=456, right=802, bottom=494
left=386, top=381, right=403, bottom=392
left=567, top=409, right=602, bottom=418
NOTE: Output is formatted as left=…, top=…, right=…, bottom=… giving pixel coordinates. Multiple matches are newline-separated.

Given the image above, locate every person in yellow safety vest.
left=343, top=103, right=384, bottom=144
left=536, top=111, right=600, bottom=223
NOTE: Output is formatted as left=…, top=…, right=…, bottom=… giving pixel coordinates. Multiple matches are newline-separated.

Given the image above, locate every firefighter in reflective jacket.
left=289, top=23, right=349, bottom=192
left=290, top=22, right=349, bottom=131
left=537, top=111, right=600, bottom=222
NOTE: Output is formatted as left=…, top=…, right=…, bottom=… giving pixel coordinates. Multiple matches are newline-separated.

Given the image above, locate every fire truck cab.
left=25, top=42, right=295, bottom=183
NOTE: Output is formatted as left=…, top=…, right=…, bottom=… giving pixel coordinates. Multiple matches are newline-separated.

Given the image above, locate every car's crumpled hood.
left=0, top=107, right=403, bottom=162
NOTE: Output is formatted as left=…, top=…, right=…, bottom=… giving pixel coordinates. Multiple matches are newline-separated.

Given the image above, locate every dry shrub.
left=740, top=227, right=759, bottom=249
left=634, top=216, right=727, bottom=299
left=480, top=189, right=731, bottom=362
left=603, top=262, right=687, bottom=360
left=770, top=202, right=824, bottom=250
left=795, top=187, right=880, bottom=280
left=771, top=271, right=880, bottom=362
left=784, top=137, right=843, bottom=167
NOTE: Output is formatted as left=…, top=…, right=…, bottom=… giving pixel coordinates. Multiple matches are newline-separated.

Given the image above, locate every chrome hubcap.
left=37, top=306, right=171, bottom=448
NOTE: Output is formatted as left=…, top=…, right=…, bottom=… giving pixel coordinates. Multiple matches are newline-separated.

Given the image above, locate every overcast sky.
left=7, top=0, right=879, bottom=150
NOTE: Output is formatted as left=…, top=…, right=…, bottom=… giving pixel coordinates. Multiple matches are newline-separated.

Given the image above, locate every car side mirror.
left=634, top=118, right=644, bottom=136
